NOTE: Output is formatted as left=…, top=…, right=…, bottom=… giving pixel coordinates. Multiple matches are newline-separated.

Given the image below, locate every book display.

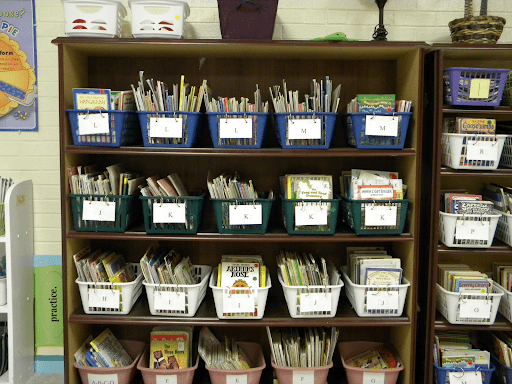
left=421, top=45, right=512, bottom=384
left=54, top=38, right=424, bottom=384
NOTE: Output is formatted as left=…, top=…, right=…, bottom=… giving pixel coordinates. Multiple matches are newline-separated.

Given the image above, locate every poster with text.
left=0, top=0, right=37, bottom=131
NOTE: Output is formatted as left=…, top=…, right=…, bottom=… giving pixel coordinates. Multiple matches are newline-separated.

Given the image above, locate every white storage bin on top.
left=62, top=0, right=127, bottom=38
left=442, top=133, right=507, bottom=170
left=129, top=0, right=190, bottom=38
left=439, top=211, right=502, bottom=248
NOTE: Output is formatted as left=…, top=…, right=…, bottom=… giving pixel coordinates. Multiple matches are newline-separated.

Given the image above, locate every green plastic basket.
left=0, top=204, right=4, bottom=236
left=281, top=198, right=340, bottom=235
left=211, top=197, right=274, bottom=234
left=140, top=194, right=204, bottom=235
left=69, top=194, right=139, bottom=233
left=340, top=197, right=409, bottom=235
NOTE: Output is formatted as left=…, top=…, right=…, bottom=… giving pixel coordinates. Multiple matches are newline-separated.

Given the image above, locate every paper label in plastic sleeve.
left=154, top=291, right=186, bottom=311
left=287, top=118, right=321, bottom=140
left=222, top=291, right=255, bottom=313
left=365, top=115, right=399, bottom=137
left=295, top=204, right=328, bottom=226
left=469, top=78, right=491, bottom=99
left=364, top=205, right=397, bottom=226
left=459, top=299, right=491, bottom=319
left=449, top=371, right=482, bottom=384
left=466, top=140, right=498, bottom=161
left=366, top=290, right=399, bottom=311
left=219, top=118, right=252, bottom=139
left=78, top=113, right=110, bottom=135
left=293, top=370, right=314, bottom=384
left=157, top=376, right=178, bottom=384
left=227, top=375, right=248, bottom=384
left=455, top=220, right=489, bottom=240
left=82, top=200, right=116, bottom=222
left=150, top=117, right=183, bottom=138
left=229, top=204, right=262, bottom=225
left=299, top=292, right=332, bottom=312
left=153, top=203, right=187, bottom=224
left=363, top=372, right=386, bottom=384
left=88, top=288, right=120, bottom=309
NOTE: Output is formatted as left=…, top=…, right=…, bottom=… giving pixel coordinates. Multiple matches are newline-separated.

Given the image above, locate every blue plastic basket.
left=434, top=363, right=495, bottom=384
left=491, top=355, right=512, bottom=384
left=206, top=112, right=268, bottom=149
left=345, top=112, right=412, bottom=149
left=274, top=112, right=337, bottom=149
left=137, top=111, right=201, bottom=148
left=68, top=109, right=141, bottom=147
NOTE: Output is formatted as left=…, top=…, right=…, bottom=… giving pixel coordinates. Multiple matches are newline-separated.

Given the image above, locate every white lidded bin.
left=494, top=282, right=512, bottom=323
left=441, top=133, right=507, bottom=170
left=341, top=266, right=410, bottom=317
left=62, top=0, right=127, bottom=38
left=76, top=263, right=143, bottom=314
left=439, top=211, right=501, bottom=248
left=129, top=0, right=190, bottom=38
left=278, top=263, right=343, bottom=318
left=143, top=265, right=211, bottom=317
left=436, top=283, right=502, bottom=325
left=210, top=267, right=271, bottom=319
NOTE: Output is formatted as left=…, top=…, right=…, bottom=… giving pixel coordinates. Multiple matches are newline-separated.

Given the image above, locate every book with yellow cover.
left=150, top=326, right=192, bottom=369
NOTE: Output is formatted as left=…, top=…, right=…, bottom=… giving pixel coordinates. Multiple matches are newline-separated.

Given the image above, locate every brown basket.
left=449, top=15, right=506, bottom=43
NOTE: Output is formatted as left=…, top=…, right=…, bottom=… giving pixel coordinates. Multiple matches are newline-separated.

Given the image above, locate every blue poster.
left=0, top=0, right=37, bottom=131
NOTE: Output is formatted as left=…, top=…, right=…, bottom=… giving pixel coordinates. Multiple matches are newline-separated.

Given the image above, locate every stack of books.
left=483, top=183, right=512, bottom=213
left=207, top=172, right=263, bottom=200
left=480, top=331, right=512, bottom=368
left=493, top=262, right=512, bottom=291
left=206, top=85, right=268, bottom=113
left=73, top=246, right=136, bottom=284
left=198, top=327, right=253, bottom=370
left=150, top=326, right=193, bottom=370
left=346, top=247, right=402, bottom=285
left=139, top=244, right=197, bottom=285
left=140, top=173, right=188, bottom=198
left=72, top=87, right=136, bottom=111
left=340, top=169, right=404, bottom=201
left=216, top=255, right=266, bottom=288
left=437, top=263, right=492, bottom=294
left=277, top=251, right=337, bottom=286
left=442, top=192, right=493, bottom=215
left=346, top=94, right=412, bottom=113
left=434, top=332, right=490, bottom=371
left=74, top=329, right=133, bottom=368
left=344, top=344, right=401, bottom=369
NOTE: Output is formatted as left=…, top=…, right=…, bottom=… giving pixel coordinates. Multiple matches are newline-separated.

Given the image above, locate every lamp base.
left=373, top=25, right=388, bottom=41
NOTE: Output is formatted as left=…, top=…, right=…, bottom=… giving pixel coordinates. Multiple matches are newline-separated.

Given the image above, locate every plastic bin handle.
left=236, top=1, right=261, bottom=11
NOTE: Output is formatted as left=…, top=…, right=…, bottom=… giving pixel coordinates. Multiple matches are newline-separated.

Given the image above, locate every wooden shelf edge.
left=434, top=312, right=512, bottom=331
left=440, top=168, right=512, bottom=176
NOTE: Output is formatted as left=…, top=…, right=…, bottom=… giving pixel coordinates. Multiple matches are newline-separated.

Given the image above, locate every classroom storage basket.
left=434, top=362, right=495, bottom=384
left=205, top=342, right=266, bottom=384
left=281, top=198, right=340, bottom=235
left=209, top=267, right=271, bottom=319
left=340, top=197, right=409, bottom=236
left=211, top=197, right=274, bottom=234
left=491, top=354, right=512, bottom=384
left=0, top=204, right=4, bottom=237
left=503, top=71, right=512, bottom=107
left=271, top=361, right=333, bottom=384
left=69, top=194, right=140, bottom=233
left=339, top=341, right=404, bottom=384
left=68, top=110, right=142, bottom=147
left=140, top=194, right=204, bottom=235
left=76, top=263, right=143, bottom=315
left=439, top=211, right=501, bottom=248
left=436, top=283, right=503, bottom=325
left=278, top=263, right=343, bottom=318
left=138, top=345, right=199, bottom=384
left=129, top=0, right=190, bottom=39
left=206, top=112, right=268, bottom=149
left=341, top=267, right=410, bottom=317
left=500, top=135, right=512, bottom=168
left=274, top=112, right=337, bottom=149
left=443, top=67, right=509, bottom=106
left=493, top=282, right=512, bottom=324
left=143, top=265, right=212, bottom=317
left=62, top=0, right=127, bottom=38
left=218, top=0, right=278, bottom=39
left=345, top=112, right=412, bottom=149
left=441, top=133, right=507, bottom=170
left=495, top=210, right=512, bottom=246
left=137, top=111, right=200, bottom=147
left=75, top=340, right=146, bottom=384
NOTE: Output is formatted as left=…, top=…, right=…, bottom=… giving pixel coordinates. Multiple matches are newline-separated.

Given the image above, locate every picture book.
left=90, top=328, right=133, bottom=368
left=74, top=335, right=93, bottom=366
left=218, top=255, right=261, bottom=288
left=73, top=88, right=111, bottom=110
left=457, top=118, right=496, bottom=135
left=356, top=94, right=395, bottom=113
left=364, top=267, right=402, bottom=286
left=452, top=200, right=493, bottom=215
left=150, top=326, right=192, bottom=369
left=453, top=277, right=492, bottom=294
left=283, top=174, right=332, bottom=200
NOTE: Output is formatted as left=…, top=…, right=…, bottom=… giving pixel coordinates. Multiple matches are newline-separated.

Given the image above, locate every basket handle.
left=236, top=1, right=261, bottom=12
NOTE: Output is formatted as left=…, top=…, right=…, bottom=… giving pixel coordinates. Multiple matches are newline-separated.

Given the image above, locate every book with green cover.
left=34, top=255, right=63, bottom=356
left=357, top=94, right=395, bottom=113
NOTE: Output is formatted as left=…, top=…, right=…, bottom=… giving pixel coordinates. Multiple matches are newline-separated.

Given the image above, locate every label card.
left=469, top=78, right=491, bottom=99
left=455, top=220, right=490, bottom=241
left=229, top=204, right=263, bottom=225
left=222, top=292, right=255, bottom=313
left=466, top=140, right=498, bottom=161
left=293, top=370, right=314, bottom=384
left=295, top=204, right=328, bottom=226
left=448, top=371, right=482, bottom=384
left=287, top=119, right=321, bottom=140
left=82, top=200, right=116, bottom=222
left=366, top=290, right=399, bottom=311
left=365, top=115, right=399, bottom=137
left=227, top=375, right=248, bottom=384
left=219, top=118, right=252, bottom=139
left=153, top=203, right=187, bottom=224
left=149, top=117, right=183, bottom=138
left=88, top=288, right=120, bottom=309
left=157, top=376, right=178, bottom=384
left=88, top=373, right=118, bottom=384
left=364, top=205, right=397, bottom=226
left=78, top=113, right=110, bottom=135
left=299, top=292, right=332, bottom=312
left=154, top=291, right=186, bottom=311
left=363, top=372, right=386, bottom=384
left=459, top=299, right=492, bottom=319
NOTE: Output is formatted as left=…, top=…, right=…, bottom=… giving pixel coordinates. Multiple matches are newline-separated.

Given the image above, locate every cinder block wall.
left=0, top=0, right=510, bottom=254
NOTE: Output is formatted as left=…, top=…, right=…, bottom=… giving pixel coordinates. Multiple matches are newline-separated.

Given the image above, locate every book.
left=73, top=88, right=111, bottom=110
left=356, top=94, right=395, bottom=113
left=90, top=328, right=133, bottom=367
left=364, top=267, right=402, bottom=286
left=218, top=255, right=261, bottom=288
left=452, top=200, right=493, bottom=215
left=34, top=255, right=64, bottom=356
left=150, top=326, right=193, bottom=369
left=457, top=117, right=496, bottom=135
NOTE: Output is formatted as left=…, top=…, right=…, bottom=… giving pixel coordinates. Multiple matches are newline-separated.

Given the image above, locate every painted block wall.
left=0, top=0, right=510, bottom=254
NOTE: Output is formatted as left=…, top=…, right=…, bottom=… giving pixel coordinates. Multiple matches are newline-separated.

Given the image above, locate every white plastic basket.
left=278, top=264, right=343, bottom=318
left=340, top=267, right=410, bottom=317
left=129, top=0, right=190, bottom=38
left=494, top=282, right=512, bottom=323
left=499, top=135, right=512, bottom=168
left=436, top=283, right=503, bottom=325
left=209, top=267, right=271, bottom=320
left=76, top=263, right=143, bottom=315
left=439, top=211, right=501, bottom=248
left=62, top=0, right=127, bottom=38
left=143, top=265, right=212, bottom=317
left=441, top=133, right=507, bottom=170
left=495, top=210, right=512, bottom=246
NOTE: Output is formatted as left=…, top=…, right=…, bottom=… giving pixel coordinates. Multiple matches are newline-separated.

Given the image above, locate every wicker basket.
left=449, top=15, right=506, bottom=43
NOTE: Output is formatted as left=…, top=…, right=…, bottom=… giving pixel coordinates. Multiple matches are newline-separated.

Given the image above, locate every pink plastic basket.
left=271, top=361, right=333, bottom=384
left=205, top=342, right=265, bottom=384
left=75, top=340, right=146, bottom=384
left=138, top=345, right=199, bottom=384
left=339, top=341, right=403, bottom=384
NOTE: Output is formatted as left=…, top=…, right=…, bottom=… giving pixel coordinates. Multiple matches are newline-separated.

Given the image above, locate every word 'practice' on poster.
left=0, top=1, right=37, bottom=131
